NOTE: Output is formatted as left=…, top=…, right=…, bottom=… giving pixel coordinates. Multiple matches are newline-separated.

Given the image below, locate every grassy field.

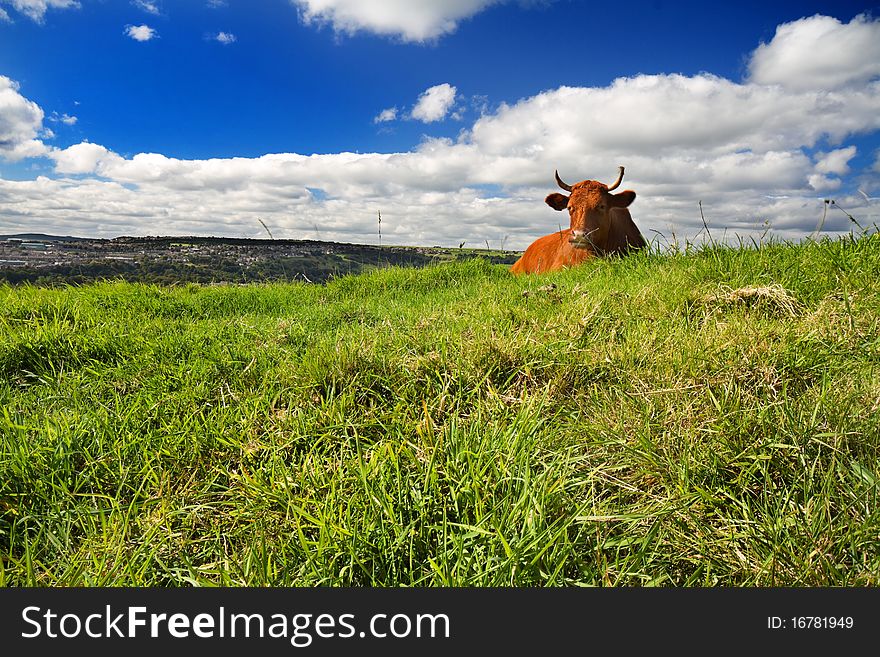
left=1, top=235, right=879, bottom=586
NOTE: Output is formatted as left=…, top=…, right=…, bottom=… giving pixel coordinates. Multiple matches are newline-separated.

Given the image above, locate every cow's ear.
left=545, top=193, right=569, bottom=211
left=611, top=190, right=636, bottom=208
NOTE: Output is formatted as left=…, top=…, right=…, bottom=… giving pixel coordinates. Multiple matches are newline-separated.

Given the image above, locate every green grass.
left=2, top=235, right=879, bottom=586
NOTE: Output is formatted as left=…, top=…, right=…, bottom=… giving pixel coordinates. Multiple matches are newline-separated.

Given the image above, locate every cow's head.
left=545, top=167, right=636, bottom=251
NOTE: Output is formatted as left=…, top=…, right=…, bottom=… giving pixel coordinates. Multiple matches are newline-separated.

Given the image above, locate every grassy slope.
left=1, top=236, right=879, bottom=586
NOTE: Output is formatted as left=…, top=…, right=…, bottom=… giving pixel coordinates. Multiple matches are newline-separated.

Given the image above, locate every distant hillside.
left=0, top=234, right=521, bottom=285
left=0, top=233, right=92, bottom=242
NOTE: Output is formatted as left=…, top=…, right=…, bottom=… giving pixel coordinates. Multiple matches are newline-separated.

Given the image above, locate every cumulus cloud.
left=376, top=84, right=460, bottom=124
left=3, top=14, right=880, bottom=247
left=374, top=107, right=398, bottom=123
left=814, top=146, right=857, bottom=175
left=49, top=141, right=123, bottom=175
left=808, top=146, right=858, bottom=192
left=808, top=174, right=841, bottom=192
left=0, top=0, right=79, bottom=23
left=748, top=14, right=880, bottom=91
left=410, top=83, right=457, bottom=123
left=125, top=24, right=157, bottom=41
left=0, top=76, right=51, bottom=161
left=48, top=111, right=78, bottom=125
left=132, top=0, right=159, bottom=15
left=468, top=75, right=880, bottom=165
left=212, top=31, right=236, bottom=44
left=290, top=0, right=502, bottom=42
left=0, top=7, right=11, bottom=21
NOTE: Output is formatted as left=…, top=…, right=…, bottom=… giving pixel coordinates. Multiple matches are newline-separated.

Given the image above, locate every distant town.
left=0, top=234, right=520, bottom=286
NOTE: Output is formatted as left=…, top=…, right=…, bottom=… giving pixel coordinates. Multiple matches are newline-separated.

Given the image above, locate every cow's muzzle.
left=569, top=230, right=595, bottom=249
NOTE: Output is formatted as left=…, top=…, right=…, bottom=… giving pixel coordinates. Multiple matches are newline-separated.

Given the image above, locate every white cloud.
left=374, top=107, right=398, bottom=123
left=0, top=7, right=11, bottom=21
left=814, top=146, right=857, bottom=175
left=0, top=76, right=51, bottom=161
left=48, top=111, right=78, bottom=125
left=3, top=14, right=880, bottom=246
left=808, top=146, right=858, bottom=193
left=213, top=31, right=236, bottom=44
left=206, top=0, right=227, bottom=7
left=49, top=142, right=123, bottom=175
left=132, top=0, right=159, bottom=15
left=125, top=24, right=157, bottom=41
left=808, top=174, right=841, bottom=192
left=749, top=14, right=880, bottom=91
left=290, top=0, right=502, bottom=42
left=467, top=74, right=880, bottom=166
left=377, top=83, right=460, bottom=124
left=0, top=0, right=79, bottom=23
left=410, top=83, right=457, bottom=123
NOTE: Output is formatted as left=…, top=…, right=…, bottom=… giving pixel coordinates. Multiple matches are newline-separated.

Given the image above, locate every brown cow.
left=510, top=166, right=646, bottom=274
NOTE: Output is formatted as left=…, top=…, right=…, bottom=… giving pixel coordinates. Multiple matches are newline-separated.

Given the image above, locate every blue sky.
left=1, top=0, right=880, bottom=246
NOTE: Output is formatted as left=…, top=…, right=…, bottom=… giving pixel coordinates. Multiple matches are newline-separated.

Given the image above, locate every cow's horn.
left=555, top=170, right=572, bottom=192
left=606, top=166, right=625, bottom=191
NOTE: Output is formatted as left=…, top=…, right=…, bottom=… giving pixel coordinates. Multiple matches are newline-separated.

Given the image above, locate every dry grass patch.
left=701, top=284, right=802, bottom=317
